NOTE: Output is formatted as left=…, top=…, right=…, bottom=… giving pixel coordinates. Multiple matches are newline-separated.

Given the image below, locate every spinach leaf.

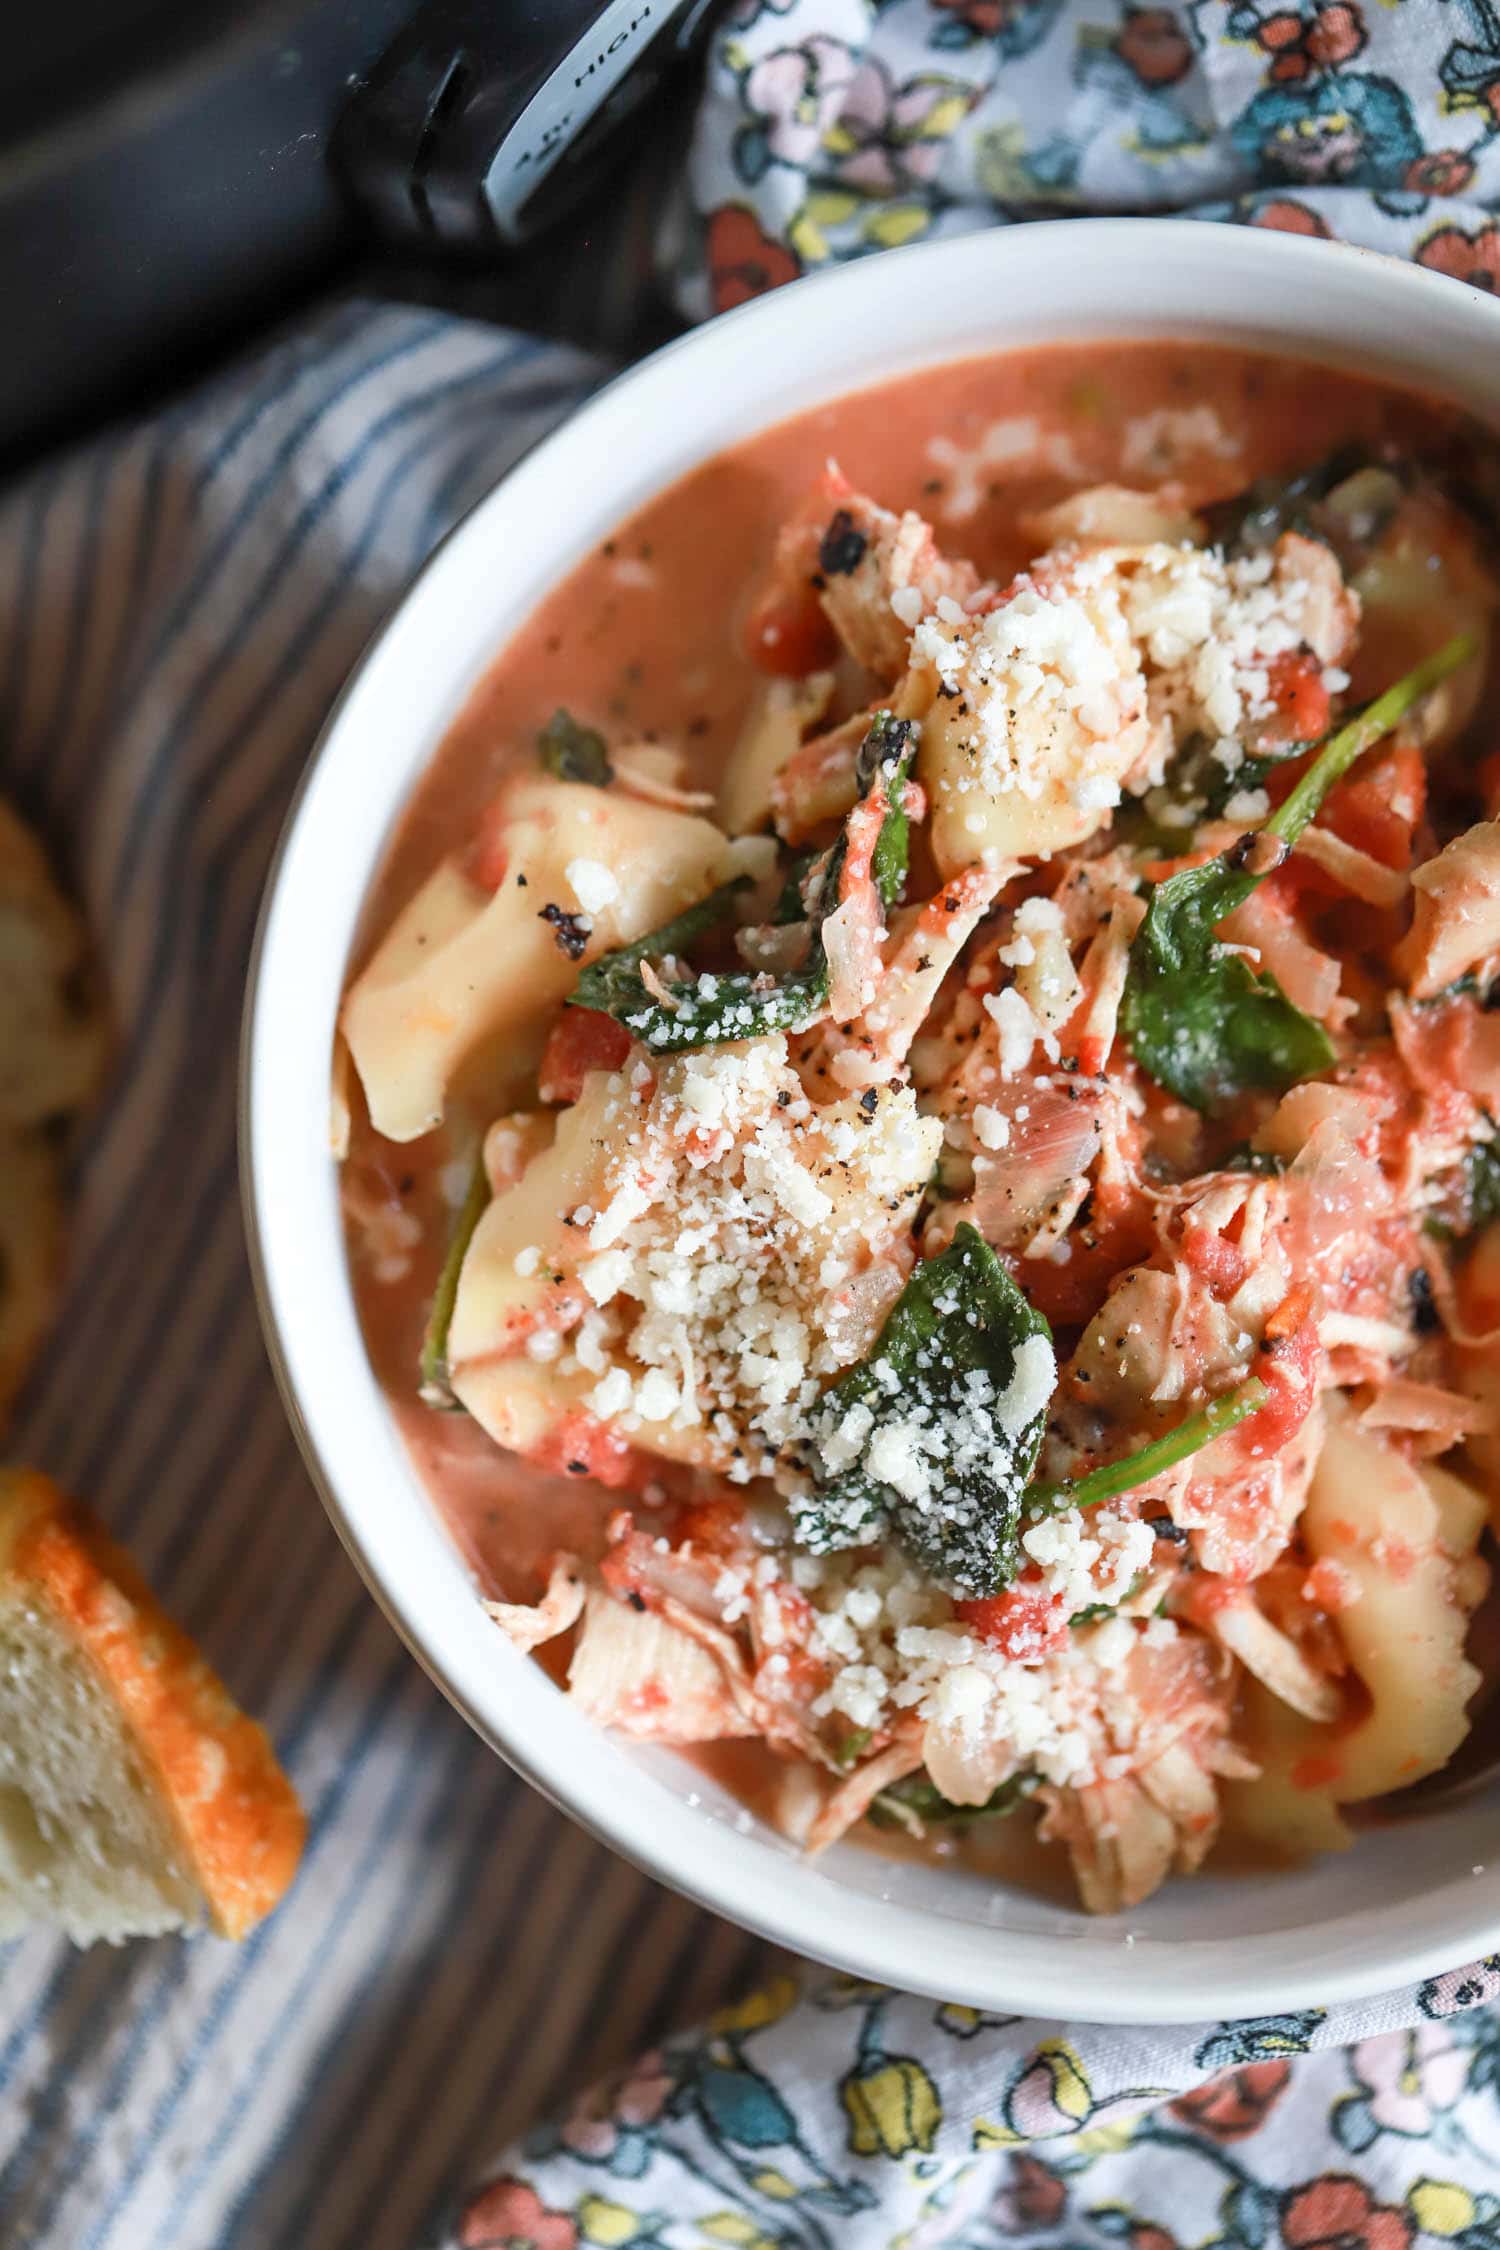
left=772, top=848, right=819, bottom=926
left=570, top=877, right=754, bottom=1030
left=791, top=1223, right=1054, bottom=1597
left=857, top=711, right=916, bottom=909
left=568, top=713, right=916, bottom=1052
left=867, top=1770, right=1036, bottom=1832
left=1201, top=445, right=1383, bottom=559
left=1120, top=845, right=1337, bottom=1114
left=833, top=1726, right=874, bottom=1769
left=1117, top=738, right=1279, bottom=854
left=418, top=1157, right=491, bottom=1407
left=537, top=708, right=612, bottom=786
left=1122, top=636, right=1475, bottom=1113
left=1466, top=1118, right=1500, bottom=1232
left=1028, top=1376, right=1268, bottom=1519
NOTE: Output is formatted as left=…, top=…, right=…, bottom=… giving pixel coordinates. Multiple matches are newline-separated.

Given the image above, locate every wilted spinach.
left=867, top=1771, right=1037, bottom=1831
left=537, top=708, right=612, bottom=786
left=1117, top=738, right=1279, bottom=855
left=791, top=1214, right=1269, bottom=1596
left=418, top=1157, right=491, bottom=1407
left=1026, top=1376, right=1268, bottom=1518
left=1121, top=635, right=1475, bottom=1114
left=569, top=712, right=915, bottom=1051
left=1201, top=445, right=1400, bottom=563
left=791, top=1223, right=1054, bottom=1595
left=1466, top=1119, right=1500, bottom=1233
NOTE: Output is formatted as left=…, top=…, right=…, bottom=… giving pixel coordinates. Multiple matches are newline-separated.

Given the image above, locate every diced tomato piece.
left=669, top=1498, right=748, bottom=1555
left=538, top=1008, right=632, bottom=1103
left=1321, top=743, right=1426, bottom=871
left=743, top=588, right=838, bottom=677
left=1263, top=1284, right=1315, bottom=1342
left=1181, top=1224, right=1249, bottom=1300
left=956, top=1580, right=1069, bottom=1660
left=1262, top=649, right=1331, bottom=749
left=1244, top=1313, right=1319, bottom=1458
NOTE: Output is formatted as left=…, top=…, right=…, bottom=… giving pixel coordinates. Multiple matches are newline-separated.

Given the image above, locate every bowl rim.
left=243, top=216, right=1500, bottom=2022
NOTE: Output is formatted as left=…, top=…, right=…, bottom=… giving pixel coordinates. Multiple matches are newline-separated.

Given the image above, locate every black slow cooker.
left=1, top=0, right=710, bottom=462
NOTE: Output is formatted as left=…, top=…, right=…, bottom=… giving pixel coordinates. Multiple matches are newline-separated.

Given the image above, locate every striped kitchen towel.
left=0, top=302, right=774, bottom=2250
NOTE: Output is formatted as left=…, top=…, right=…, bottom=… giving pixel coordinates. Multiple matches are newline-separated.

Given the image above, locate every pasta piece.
left=717, top=672, right=834, bottom=836
left=1222, top=1681, right=1355, bottom=1859
left=1021, top=484, right=1200, bottom=551
left=916, top=576, right=1151, bottom=876
left=1396, top=820, right=1500, bottom=999
left=448, top=1098, right=600, bottom=1367
left=484, top=1553, right=586, bottom=1653
left=1302, top=1416, right=1486, bottom=1801
left=919, top=529, right=1358, bottom=877
left=451, top=1357, right=598, bottom=1461
left=1226, top=1410, right=1488, bottom=1846
left=450, top=1037, right=940, bottom=1483
left=342, top=777, right=731, bottom=1140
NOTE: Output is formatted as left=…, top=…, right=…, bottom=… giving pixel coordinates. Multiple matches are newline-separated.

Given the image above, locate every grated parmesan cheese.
left=565, top=857, right=620, bottom=915
left=499, top=1038, right=946, bottom=1477
left=802, top=1546, right=1193, bottom=1788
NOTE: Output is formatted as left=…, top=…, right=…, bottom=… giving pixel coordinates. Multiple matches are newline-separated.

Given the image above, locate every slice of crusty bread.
left=0, top=1471, right=304, bottom=1944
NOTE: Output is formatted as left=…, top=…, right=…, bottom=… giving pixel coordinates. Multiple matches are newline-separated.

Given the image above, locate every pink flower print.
left=1005, top=2040, right=1094, bottom=2138
left=459, top=2176, right=578, bottom=2250
left=1422, top=1957, right=1500, bottom=2017
left=559, top=2050, right=674, bottom=2162
left=1351, top=2025, right=1468, bottom=2137
left=990, top=2152, right=1067, bottom=2228
left=824, top=62, right=973, bottom=195
left=1419, top=222, right=1500, bottom=295
left=738, top=40, right=857, bottom=177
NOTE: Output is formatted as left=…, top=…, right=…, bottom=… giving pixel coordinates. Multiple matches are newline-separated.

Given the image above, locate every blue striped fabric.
left=0, top=304, right=771, bottom=2250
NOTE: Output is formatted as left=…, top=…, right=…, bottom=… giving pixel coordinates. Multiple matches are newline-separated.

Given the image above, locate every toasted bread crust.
left=0, top=1471, right=304, bottom=1938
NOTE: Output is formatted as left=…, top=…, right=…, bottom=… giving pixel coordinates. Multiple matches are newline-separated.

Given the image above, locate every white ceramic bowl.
left=244, top=219, right=1500, bottom=2022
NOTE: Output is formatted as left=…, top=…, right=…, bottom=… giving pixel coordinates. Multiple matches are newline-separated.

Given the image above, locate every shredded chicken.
left=484, top=1552, right=586, bottom=1653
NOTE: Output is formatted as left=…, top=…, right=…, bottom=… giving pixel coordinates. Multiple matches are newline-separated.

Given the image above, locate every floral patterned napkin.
left=663, top=0, right=1500, bottom=316
left=447, top=1959, right=1500, bottom=2248
left=440, top=5, right=1500, bottom=2242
